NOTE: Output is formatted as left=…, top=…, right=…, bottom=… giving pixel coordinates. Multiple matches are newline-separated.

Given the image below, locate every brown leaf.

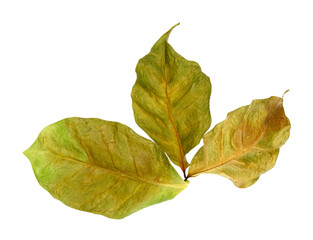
left=188, top=95, right=291, bottom=188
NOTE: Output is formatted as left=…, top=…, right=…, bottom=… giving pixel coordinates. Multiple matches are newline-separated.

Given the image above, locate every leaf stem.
left=184, top=174, right=189, bottom=181
left=183, top=170, right=187, bottom=181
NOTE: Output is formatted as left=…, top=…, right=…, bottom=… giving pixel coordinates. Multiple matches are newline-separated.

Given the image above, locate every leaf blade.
left=24, top=118, right=188, bottom=219
left=188, top=96, right=290, bottom=188
left=131, top=24, right=212, bottom=172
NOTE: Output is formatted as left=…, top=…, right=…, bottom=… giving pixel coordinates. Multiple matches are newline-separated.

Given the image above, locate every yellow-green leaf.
left=24, top=118, right=188, bottom=219
left=131, top=23, right=212, bottom=174
left=188, top=95, right=291, bottom=188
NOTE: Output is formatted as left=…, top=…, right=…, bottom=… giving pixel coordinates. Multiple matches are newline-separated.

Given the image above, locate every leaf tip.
left=173, top=22, right=180, bottom=28
left=282, top=89, right=290, bottom=99
left=163, top=23, right=180, bottom=40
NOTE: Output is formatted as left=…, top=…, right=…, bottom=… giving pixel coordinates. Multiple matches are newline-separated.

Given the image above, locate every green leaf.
left=24, top=118, right=188, bottom=219
left=188, top=95, right=291, bottom=188
left=131, top=23, right=212, bottom=173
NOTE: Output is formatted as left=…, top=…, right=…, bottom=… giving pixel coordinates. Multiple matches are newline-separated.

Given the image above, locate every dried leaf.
left=131, top=23, right=212, bottom=173
left=188, top=95, right=291, bottom=188
left=24, top=118, right=188, bottom=219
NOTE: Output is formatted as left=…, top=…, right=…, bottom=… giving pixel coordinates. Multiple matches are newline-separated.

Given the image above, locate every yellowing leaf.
left=131, top=23, right=212, bottom=174
left=188, top=95, right=291, bottom=188
left=24, top=118, right=188, bottom=219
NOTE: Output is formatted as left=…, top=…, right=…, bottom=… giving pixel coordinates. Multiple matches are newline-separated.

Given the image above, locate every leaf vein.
left=45, top=150, right=186, bottom=189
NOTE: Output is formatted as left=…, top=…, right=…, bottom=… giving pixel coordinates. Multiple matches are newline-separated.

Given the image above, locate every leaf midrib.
left=163, top=44, right=186, bottom=173
left=45, top=150, right=186, bottom=189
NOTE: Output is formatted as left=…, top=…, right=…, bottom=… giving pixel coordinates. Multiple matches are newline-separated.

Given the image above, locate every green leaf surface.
left=131, top=23, right=212, bottom=173
left=24, top=118, right=187, bottom=219
left=188, top=95, right=291, bottom=188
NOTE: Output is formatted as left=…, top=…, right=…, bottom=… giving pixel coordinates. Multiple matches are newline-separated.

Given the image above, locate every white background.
left=1, top=1, right=312, bottom=239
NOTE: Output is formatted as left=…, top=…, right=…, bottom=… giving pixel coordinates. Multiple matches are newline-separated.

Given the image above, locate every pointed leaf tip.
left=282, top=89, right=290, bottom=99
left=167, top=23, right=180, bottom=33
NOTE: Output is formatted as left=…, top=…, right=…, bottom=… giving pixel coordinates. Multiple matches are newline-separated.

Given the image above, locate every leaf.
left=131, top=23, right=212, bottom=174
left=188, top=95, right=291, bottom=188
left=24, top=118, right=188, bottom=219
